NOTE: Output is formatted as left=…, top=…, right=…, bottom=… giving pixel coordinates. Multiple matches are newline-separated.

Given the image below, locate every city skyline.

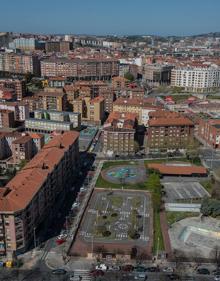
left=1, top=0, right=220, bottom=36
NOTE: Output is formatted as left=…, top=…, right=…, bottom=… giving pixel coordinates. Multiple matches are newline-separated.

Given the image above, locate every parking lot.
left=162, top=181, right=210, bottom=203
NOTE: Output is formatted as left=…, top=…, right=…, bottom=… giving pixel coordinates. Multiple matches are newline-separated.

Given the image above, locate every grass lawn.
left=166, top=211, right=199, bottom=226
left=101, top=160, right=136, bottom=170
left=207, top=95, right=220, bottom=99
left=200, top=179, right=213, bottom=194
left=153, top=211, right=164, bottom=253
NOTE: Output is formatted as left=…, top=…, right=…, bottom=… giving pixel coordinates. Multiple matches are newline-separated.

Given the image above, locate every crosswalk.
left=69, top=269, right=92, bottom=281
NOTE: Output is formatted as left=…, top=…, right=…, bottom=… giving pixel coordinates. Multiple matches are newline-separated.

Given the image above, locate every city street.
left=199, top=148, right=220, bottom=170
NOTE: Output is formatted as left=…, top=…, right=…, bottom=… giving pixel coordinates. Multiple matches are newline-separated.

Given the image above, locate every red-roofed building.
left=147, top=111, right=194, bottom=151
left=103, top=111, right=138, bottom=155
left=148, top=162, right=207, bottom=176
left=0, top=131, right=79, bottom=258
left=198, top=118, right=220, bottom=148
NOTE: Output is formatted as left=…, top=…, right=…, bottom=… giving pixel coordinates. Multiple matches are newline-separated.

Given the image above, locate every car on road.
left=52, top=269, right=67, bottom=275
left=134, top=266, right=147, bottom=272
left=134, top=273, right=148, bottom=280
left=162, top=267, right=174, bottom=273
left=145, top=266, right=159, bottom=272
left=197, top=268, right=210, bottom=275
left=107, top=265, right=121, bottom=271
left=71, top=202, right=80, bottom=209
left=95, top=263, right=107, bottom=271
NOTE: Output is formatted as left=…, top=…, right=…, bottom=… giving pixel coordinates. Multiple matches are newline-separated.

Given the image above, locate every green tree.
left=124, top=72, right=134, bottom=82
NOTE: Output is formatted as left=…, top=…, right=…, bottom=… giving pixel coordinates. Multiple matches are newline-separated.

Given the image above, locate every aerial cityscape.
left=0, top=1, right=220, bottom=281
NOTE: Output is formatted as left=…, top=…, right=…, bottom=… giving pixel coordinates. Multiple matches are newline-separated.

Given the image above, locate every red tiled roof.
left=0, top=131, right=79, bottom=213
left=149, top=117, right=194, bottom=126
left=147, top=163, right=207, bottom=175
left=90, top=96, right=104, bottom=103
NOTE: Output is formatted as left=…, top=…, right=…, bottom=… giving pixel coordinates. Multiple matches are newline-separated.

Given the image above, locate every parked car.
left=95, top=264, right=107, bottom=271
left=134, top=273, right=148, bottom=280
left=162, top=267, right=174, bottom=273
left=108, top=265, right=121, bottom=271
left=52, top=269, right=67, bottom=275
left=214, top=276, right=220, bottom=281
left=197, top=268, right=210, bottom=275
left=145, top=266, right=159, bottom=272
left=72, top=202, right=80, bottom=209
left=134, top=266, right=147, bottom=272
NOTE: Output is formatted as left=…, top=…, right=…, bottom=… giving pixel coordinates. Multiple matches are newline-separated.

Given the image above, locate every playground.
left=70, top=189, right=153, bottom=257
left=101, top=164, right=147, bottom=185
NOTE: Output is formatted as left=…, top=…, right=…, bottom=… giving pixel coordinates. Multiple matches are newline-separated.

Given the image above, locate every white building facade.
left=171, top=66, right=220, bottom=93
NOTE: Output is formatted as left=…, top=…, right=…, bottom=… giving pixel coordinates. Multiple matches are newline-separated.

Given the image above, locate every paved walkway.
left=160, top=207, right=173, bottom=259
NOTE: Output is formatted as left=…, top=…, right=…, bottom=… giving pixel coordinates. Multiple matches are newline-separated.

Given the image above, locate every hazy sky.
left=1, top=0, right=220, bottom=36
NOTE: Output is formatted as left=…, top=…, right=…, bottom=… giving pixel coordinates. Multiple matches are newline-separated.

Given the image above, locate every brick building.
left=40, top=57, right=119, bottom=80
left=0, top=131, right=79, bottom=258
left=147, top=111, right=194, bottom=151
left=37, top=90, right=67, bottom=111
left=103, top=112, right=138, bottom=155
left=12, top=135, right=33, bottom=164
left=0, top=79, right=26, bottom=101
left=0, top=109, right=15, bottom=128
left=198, top=118, right=220, bottom=148
left=45, top=41, right=70, bottom=53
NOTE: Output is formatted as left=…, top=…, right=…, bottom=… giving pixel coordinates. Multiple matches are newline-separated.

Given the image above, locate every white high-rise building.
left=171, top=66, right=220, bottom=93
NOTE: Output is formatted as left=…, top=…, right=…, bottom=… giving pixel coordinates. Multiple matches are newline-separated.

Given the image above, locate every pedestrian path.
left=69, top=269, right=92, bottom=281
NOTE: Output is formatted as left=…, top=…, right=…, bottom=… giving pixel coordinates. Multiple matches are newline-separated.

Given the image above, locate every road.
left=199, top=148, right=220, bottom=170
left=0, top=268, right=216, bottom=281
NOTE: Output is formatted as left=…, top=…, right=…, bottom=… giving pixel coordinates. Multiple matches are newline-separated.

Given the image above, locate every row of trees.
left=201, top=197, right=220, bottom=218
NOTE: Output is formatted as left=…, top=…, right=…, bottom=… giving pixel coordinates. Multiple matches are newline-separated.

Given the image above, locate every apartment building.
left=34, top=109, right=81, bottom=128
left=28, top=133, right=44, bottom=155
left=103, top=112, right=137, bottom=155
left=48, top=77, right=66, bottom=88
left=0, top=79, right=26, bottom=101
left=0, top=132, right=44, bottom=162
left=37, top=90, right=67, bottom=111
left=171, top=66, right=220, bottom=93
left=147, top=111, right=194, bottom=151
left=12, top=135, right=33, bottom=164
left=112, top=76, right=130, bottom=89
left=113, top=98, right=156, bottom=122
left=198, top=118, right=220, bottom=148
left=0, top=102, right=29, bottom=121
left=0, top=131, right=79, bottom=258
left=9, top=38, right=38, bottom=51
left=0, top=53, right=40, bottom=76
left=40, top=58, right=119, bottom=80
left=88, top=96, right=105, bottom=125
left=25, top=118, right=74, bottom=133
left=0, top=110, right=15, bottom=128
left=0, top=32, right=11, bottom=48
left=45, top=41, right=70, bottom=53
left=0, top=132, right=22, bottom=160
left=143, top=64, right=173, bottom=86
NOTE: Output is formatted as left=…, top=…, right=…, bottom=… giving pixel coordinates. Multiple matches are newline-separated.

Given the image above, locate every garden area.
left=166, top=211, right=199, bottom=227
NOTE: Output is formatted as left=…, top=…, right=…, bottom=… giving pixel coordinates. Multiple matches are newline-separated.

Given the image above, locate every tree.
left=124, top=72, right=134, bottom=82
left=24, top=72, right=34, bottom=83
